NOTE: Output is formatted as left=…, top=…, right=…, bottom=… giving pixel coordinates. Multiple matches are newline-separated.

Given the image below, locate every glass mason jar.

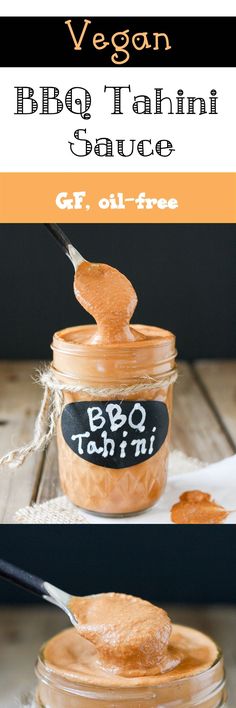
left=52, top=324, right=177, bottom=516
left=35, top=647, right=227, bottom=708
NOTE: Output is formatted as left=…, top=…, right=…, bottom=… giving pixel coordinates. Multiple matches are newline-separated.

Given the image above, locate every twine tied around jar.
left=0, top=365, right=178, bottom=469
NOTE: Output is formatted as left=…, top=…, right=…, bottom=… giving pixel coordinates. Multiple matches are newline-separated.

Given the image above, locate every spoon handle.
left=45, top=223, right=72, bottom=258
left=0, top=558, right=46, bottom=598
left=44, top=223, right=85, bottom=270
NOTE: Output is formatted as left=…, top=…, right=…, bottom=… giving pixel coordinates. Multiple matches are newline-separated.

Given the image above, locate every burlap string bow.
left=0, top=366, right=178, bottom=469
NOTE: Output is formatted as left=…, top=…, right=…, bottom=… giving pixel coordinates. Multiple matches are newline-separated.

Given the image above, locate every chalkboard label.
left=61, top=400, right=169, bottom=469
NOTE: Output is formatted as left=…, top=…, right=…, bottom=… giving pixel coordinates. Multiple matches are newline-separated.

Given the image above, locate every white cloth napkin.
left=14, top=450, right=236, bottom=525
left=145, top=453, right=236, bottom=525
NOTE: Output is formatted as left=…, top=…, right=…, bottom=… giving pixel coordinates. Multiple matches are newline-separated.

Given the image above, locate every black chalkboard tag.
left=61, top=400, right=169, bottom=469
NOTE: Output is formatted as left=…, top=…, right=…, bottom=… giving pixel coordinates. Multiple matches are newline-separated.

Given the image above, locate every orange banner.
left=0, top=173, right=235, bottom=223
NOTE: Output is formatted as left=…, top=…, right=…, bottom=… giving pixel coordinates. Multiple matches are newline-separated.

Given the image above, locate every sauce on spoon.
left=73, top=261, right=144, bottom=344
left=69, top=592, right=173, bottom=676
left=43, top=592, right=219, bottom=687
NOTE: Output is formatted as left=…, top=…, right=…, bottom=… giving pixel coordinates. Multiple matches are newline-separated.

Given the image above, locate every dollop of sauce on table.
left=171, top=490, right=228, bottom=525
left=73, top=261, right=144, bottom=344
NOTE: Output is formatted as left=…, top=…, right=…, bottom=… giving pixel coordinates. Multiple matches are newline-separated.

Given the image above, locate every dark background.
left=0, top=223, right=235, bottom=360
left=0, top=526, right=235, bottom=605
left=1, top=17, right=235, bottom=67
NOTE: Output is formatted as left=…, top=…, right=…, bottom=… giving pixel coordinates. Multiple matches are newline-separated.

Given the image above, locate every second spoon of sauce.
left=68, top=592, right=179, bottom=677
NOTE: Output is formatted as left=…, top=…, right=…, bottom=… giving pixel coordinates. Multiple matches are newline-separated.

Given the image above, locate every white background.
left=1, top=67, right=235, bottom=172
left=2, top=1, right=236, bottom=17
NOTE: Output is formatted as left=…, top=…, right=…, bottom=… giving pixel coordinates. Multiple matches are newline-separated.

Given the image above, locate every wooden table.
left=0, top=604, right=235, bottom=706
left=0, top=360, right=236, bottom=523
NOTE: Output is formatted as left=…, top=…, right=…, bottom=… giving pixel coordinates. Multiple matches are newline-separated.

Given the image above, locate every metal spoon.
left=44, top=223, right=85, bottom=271
left=0, top=558, right=79, bottom=629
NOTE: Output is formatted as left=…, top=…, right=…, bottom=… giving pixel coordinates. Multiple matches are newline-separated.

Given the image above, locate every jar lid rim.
left=36, top=645, right=224, bottom=695
left=52, top=324, right=176, bottom=357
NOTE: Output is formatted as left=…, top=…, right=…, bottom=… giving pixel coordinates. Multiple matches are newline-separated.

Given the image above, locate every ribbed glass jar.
left=35, top=648, right=226, bottom=708
left=52, top=324, right=177, bottom=516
